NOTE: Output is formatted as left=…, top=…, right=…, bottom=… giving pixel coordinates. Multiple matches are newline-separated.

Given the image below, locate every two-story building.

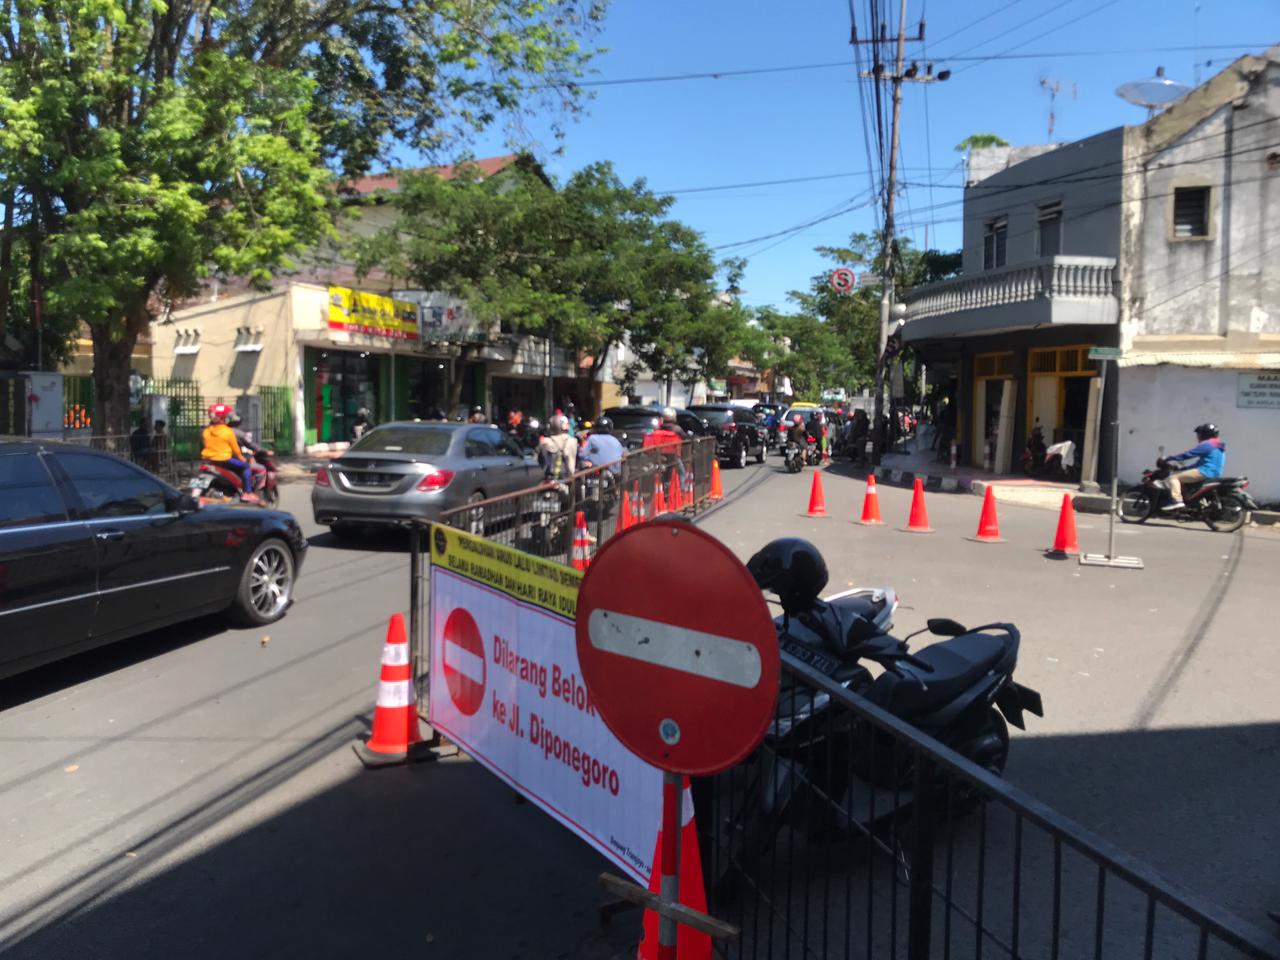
left=902, top=47, right=1280, bottom=501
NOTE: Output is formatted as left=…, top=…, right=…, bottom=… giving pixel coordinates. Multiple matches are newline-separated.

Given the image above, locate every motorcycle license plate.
left=189, top=475, right=214, bottom=492
left=781, top=638, right=841, bottom=677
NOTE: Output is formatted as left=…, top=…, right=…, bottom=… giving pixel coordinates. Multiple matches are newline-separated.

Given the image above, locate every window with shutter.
left=1173, top=187, right=1209, bottom=239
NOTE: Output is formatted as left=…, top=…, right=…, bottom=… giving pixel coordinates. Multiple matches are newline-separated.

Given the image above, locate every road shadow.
left=305, top=528, right=415, bottom=553
left=0, top=756, right=638, bottom=960
left=0, top=616, right=227, bottom=712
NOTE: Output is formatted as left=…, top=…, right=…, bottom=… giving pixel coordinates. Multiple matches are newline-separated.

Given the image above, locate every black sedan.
left=686, top=404, right=768, bottom=467
left=602, top=406, right=710, bottom=450
left=0, top=438, right=308, bottom=680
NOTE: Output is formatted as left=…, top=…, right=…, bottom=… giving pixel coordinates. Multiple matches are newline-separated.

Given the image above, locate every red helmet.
left=208, top=403, right=233, bottom=422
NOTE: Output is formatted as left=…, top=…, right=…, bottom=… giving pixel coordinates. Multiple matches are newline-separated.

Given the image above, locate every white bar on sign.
left=587, top=609, right=762, bottom=690
left=445, top=640, right=486, bottom=686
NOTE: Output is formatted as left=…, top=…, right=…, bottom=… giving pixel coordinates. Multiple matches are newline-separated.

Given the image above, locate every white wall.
left=1117, top=364, right=1280, bottom=503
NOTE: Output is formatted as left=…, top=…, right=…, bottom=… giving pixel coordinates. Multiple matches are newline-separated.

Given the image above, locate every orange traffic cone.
left=1048, top=493, right=1080, bottom=556
left=571, top=511, right=593, bottom=570
left=902, top=478, right=934, bottom=533
left=709, top=458, right=724, bottom=501
left=806, top=470, right=828, bottom=517
left=969, top=486, right=1005, bottom=543
left=653, top=474, right=667, bottom=516
left=637, top=779, right=712, bottom=960
left=619, top=488, right=632, bottom=532
left=858, top=475, right=884, bottom=525
left=354, top=614, right=427, bottom=767
left=669, top=467, right=684, bottom=511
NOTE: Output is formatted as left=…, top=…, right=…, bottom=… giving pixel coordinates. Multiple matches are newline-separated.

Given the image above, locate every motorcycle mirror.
left=927, top=617, right=967, bottom=636
left=1157, top=445, right=1165, bottom=456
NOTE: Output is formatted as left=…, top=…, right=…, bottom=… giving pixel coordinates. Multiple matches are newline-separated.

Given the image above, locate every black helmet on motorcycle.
left=1194, top=422, right=1219, bottom=440
left=746, top=538, right=828, bottom=614
left=594, top=417, right=614, bottom=434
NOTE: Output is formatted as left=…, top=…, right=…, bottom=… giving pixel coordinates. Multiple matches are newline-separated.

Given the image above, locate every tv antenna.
left=1116, top=66, right=1192, bottom=118
left=1039, top=76, right=1077, bottom=141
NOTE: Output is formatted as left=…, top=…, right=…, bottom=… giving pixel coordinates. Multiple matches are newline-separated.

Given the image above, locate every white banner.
left=427, top=525, right=662, bottom=883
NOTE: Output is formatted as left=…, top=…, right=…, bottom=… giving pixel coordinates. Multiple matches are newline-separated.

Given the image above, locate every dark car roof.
left=604, top=406, right=666, bottom=415
left=1, top=436, right=86, bottom=453
left=686, top=404, right=736, bottom=411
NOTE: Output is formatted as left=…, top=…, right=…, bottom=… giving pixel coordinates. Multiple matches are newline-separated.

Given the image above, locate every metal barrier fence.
left=435, top=435, right=717, bottom=566
left=695, top=655, right=1280, bottom=960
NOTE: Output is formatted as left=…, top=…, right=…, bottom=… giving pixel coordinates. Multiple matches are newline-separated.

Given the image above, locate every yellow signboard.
left=327, top=286, right=419, bottom=341
left=429, top=523, right=582, bottom=621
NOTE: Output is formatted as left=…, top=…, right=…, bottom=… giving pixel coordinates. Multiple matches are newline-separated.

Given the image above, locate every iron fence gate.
left=696, top=655, right=1280, bottom=960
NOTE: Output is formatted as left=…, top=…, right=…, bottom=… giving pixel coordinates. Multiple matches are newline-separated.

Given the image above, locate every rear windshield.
left=782, top=408, right=818, bottom=423
left=348, top=426, right=453, bottom=455
left=605, top=410, right=661, bottom=431
left=688, top=408, right=733, bottom=425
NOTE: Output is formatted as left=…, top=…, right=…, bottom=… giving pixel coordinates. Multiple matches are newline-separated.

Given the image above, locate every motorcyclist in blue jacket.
left=1162, top=423, right=1225, bottom=510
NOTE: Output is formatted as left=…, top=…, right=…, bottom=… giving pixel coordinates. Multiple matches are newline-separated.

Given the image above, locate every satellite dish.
left=1116, top=66, right=1192, bottom=115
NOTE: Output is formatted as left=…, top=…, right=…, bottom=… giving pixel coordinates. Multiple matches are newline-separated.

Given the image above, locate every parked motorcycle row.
left=697, top=536, right=1044, bottom=894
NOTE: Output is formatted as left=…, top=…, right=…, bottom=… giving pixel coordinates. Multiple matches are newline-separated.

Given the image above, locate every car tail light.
left=314, top=467, right=331, bottom=487
left=417, top=469, right=455, bottom=492
left=1241, top=479, right=1249, bottom=488
left=722, top=422, right=737, bottom=433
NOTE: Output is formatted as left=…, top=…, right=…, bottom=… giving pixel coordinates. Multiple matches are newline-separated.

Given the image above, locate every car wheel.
left=735, top=442, right=748, bottom=469
left=229, top=538, right=296, bottom=626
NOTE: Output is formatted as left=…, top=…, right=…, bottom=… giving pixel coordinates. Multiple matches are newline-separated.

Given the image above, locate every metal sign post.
left=1080, top=350, right=1144, bottom=570
left=576, top=520, right=781, bottom=955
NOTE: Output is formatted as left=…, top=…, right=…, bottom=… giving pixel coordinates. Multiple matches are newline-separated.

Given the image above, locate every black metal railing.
left=695, top=655, right=1280, bottom=960
left=435, top=435, right=717, bottom=566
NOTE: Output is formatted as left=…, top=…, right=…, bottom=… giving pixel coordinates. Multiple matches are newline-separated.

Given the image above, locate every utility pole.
left=854, top=1, right=947, bottom=465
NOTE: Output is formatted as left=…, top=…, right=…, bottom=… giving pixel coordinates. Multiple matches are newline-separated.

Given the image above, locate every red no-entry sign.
left=575, top=521, right=780, bottom=776
left=443, top=606, right=486, bottom=716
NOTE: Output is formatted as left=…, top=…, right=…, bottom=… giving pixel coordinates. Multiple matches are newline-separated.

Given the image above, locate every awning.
left=1117, top=351, right=1280, bottom=369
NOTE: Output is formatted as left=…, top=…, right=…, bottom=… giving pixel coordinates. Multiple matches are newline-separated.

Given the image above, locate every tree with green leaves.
left=0, top=0, right=605, bottom=433
left=954, top=133, right=1010, bottom=152
left=356, top=158, right=749, bottom=412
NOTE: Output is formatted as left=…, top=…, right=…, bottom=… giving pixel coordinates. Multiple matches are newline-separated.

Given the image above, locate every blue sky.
left=468, top=0, right=1279, bottom=309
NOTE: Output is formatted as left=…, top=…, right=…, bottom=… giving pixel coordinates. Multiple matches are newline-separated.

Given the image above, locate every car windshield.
left=348, top=426, right=453, bottom=455
left=688, top=408, right=733, bottom=425
left=605, top=410, right=661, bottom=431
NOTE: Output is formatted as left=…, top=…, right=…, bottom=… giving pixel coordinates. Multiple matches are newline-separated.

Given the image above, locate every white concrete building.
left=902, top=47, right=1280, bottom=502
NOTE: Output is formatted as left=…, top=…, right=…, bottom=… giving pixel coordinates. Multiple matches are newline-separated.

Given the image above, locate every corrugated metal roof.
left=1118, top=351, right=1280, bottom=369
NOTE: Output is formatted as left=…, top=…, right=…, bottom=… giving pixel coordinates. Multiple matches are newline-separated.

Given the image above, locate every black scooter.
left=1118, top=455, right=1258, bottom=533
left=702, top=539, right=1043, bottom=893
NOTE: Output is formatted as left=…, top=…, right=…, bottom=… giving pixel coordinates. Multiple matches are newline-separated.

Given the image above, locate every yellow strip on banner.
left=429, top=524, right=582, bottom=620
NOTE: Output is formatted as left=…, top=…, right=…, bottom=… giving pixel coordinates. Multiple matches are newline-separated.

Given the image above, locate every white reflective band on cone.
left=377, top=679, right=413, bottom=708
left=381, top=642, right=410, bottom=666
left=587, top=609, right=762, bottom=689
left=444, top=641, right=485, bottom=687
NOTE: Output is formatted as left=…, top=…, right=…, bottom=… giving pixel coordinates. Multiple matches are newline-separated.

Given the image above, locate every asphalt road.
left=2, top=456, right=1277, bottom=957
left=0, top=461, right=767, bottom=960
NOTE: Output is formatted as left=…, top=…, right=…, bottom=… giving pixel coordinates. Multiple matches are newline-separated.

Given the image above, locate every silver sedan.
left=311, top=422, right=542, bottom=538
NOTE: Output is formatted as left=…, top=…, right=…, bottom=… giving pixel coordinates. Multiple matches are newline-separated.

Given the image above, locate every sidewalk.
left=851, top=429, right=1279, bottom=525
left=275, top=452, right=341, bottom=484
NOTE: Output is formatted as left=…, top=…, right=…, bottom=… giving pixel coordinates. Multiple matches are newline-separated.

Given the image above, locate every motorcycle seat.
left=867, top=631, right=1012, bottom=719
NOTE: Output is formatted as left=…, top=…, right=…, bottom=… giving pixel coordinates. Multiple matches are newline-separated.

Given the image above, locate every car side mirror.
left=174, top=492, right=201, bottom=515
left=927, top=617, right=967, bottom=636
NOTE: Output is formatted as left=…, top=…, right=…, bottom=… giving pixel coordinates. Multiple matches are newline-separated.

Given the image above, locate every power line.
left=657, top=168, right=938, bottom=195
left=927, top=0, right=1029, bottom=49
left=712, top=195, right=875, bottom=251
left=935, top=0, right=1081, bottom=62
left=948, top=0, right=1124, bottom=74
left=535, top=44, right=1260, bottom=89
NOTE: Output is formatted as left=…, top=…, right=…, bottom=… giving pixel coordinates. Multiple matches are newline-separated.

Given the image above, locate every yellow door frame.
left=972, top=351, right=1015, bottom=464
left=1025, top=345, right=1100, bottom=441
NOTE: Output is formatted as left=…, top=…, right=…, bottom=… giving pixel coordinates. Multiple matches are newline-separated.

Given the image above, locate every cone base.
left=968, top=534, right=1005, bottom=543
left=1045, top=547, right=1081, bottom=557
left=805, top=510, right=828, bottom=518
left=858, top=518, right=884, bottom=526
left=900, top=526, right=935, bottom=534
left=352, top=738, right=438, bottom=769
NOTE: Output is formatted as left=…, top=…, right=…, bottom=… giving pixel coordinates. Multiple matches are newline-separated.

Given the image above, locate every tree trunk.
left=0, top=191, right=12, bottom=349
left=446, top=344, right=477, bottom=417
left=91, top=324, right=139, bottom=436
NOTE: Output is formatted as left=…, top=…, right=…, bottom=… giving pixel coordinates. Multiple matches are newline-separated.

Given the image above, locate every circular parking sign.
left=830, top=267, right=856, bottom=293
left=442, top=607, right=486, bottom=716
